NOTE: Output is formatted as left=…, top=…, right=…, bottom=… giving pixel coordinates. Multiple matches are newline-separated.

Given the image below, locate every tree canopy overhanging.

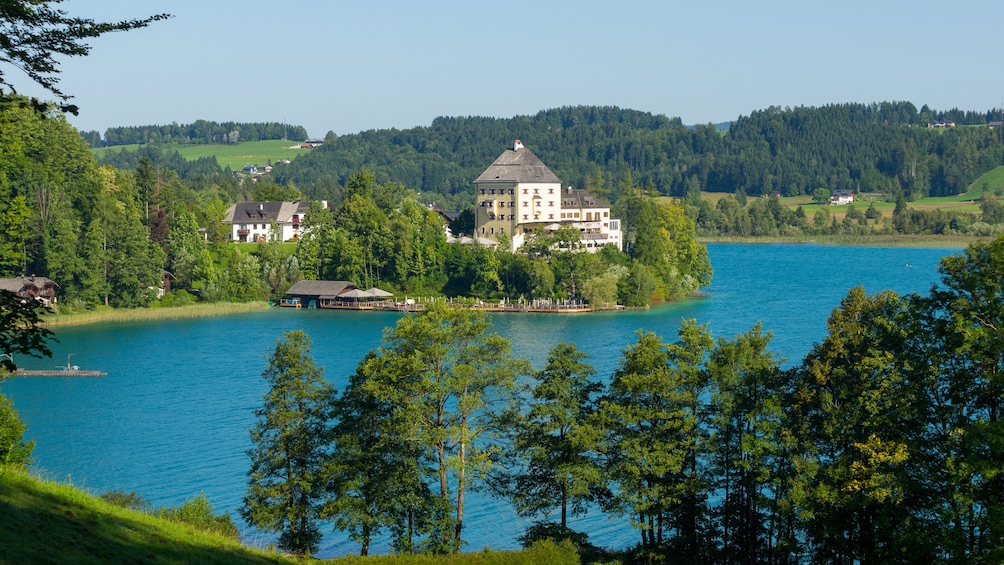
left=0, top=1, right=170, bottom=114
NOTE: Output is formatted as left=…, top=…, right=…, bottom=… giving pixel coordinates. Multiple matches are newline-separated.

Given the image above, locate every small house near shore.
left=0, top=275, right=59, bottom=305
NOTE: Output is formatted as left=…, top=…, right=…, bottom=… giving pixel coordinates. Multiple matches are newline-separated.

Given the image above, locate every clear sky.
left=17, top=0, right=1004, bottom=138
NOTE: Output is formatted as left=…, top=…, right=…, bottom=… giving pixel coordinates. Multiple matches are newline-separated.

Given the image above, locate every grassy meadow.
left=0, top=468, right=581, bottom=564
left=93, top=140, right=309, bottom=171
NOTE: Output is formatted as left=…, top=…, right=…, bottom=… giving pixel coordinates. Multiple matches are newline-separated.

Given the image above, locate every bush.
left=100, top=489, right=151, bottom=512
left=154, top=493, right=239, bottom=540
left=0, top=394, right=33, bottom=468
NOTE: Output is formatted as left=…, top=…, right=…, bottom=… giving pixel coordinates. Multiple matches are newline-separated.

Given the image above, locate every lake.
left=0, top=243, right=959, bottom=556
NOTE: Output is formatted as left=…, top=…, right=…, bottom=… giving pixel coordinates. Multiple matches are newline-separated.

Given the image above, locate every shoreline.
left=698, top=234, right=980, bottom=248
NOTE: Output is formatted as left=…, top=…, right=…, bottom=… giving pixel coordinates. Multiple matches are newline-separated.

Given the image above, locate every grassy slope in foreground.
left=0, top=469, right=580, bottom=564
left=0, top=469, right=296, bottom=564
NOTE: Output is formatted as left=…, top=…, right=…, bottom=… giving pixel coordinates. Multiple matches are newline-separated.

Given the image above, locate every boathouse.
left=283, top=280, right=359, bottom=308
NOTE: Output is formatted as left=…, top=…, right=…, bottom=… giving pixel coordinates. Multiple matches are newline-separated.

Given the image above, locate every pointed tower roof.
left=474, top=141, right=561, bottom=184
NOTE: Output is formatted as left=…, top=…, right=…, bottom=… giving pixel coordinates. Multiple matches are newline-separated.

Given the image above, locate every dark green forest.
left=94, top=103, right=1004, bottom=217
left=87, top=120, right=309, bottom=147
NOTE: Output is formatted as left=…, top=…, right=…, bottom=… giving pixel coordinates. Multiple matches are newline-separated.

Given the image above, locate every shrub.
left=100, top=489, right=151, bottom=512
left=0, top=394, right=33, bottom=468
left=154, top=493, right=239, bottom=540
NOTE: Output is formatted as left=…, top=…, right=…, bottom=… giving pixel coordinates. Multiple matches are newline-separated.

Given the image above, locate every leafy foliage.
left=242, top=330, right=335, bottom=557
left=0, top=1, right=169, bottom=114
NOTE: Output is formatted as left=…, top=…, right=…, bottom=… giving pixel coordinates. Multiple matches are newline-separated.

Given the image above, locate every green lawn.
left=0, top=468, right=581, bottom=564
left=93, top=140, right=310, bottom=171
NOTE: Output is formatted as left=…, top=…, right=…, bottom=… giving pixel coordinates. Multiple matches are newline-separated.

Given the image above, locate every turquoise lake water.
left=0, top=243, right=960, bottom=556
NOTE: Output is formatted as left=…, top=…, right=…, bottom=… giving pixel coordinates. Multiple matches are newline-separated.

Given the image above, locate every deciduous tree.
left=242, top=330, right=335, bottom=557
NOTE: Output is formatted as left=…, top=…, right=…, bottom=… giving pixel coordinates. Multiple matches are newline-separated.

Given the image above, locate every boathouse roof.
left=284, top=280, right=358, bottom=299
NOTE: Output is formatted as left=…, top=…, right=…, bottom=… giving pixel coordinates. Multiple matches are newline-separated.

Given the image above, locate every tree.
left=324, top=352, right=435, bottom=556
left=242, top=330, right=335, bottom=557
left=706, top=324, right=787, bottom=564
left=0, top=289, right=54, bottom=373
left=0, top=2, right=170, bottom=114
left=598, top=322, right=713, bottom=558
left=362, top=303, right=528, bottom=552
left=811, top=188, right=831, bottom=205
left=506, top=343, right=604, bottom=530
left=0, top=394, right=33, bottom=467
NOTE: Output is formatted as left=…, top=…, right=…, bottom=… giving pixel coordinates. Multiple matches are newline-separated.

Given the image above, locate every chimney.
left=513, top=139, right=524, bottom=150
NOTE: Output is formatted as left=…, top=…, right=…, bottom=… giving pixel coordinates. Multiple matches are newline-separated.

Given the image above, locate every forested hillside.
left=86, top=120, right=309, bottom=147
left=261, top=103, right=1003, bottom=210
left=94, top=103, right=1004, bottom=212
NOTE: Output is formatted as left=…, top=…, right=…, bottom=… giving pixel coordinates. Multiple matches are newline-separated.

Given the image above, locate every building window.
left=523, top=215, right=528, bottom=220
left=490, top=227, right=494, bottom=234
left=480, top=189, right=485, bottom=195
left=604, top=211, right=609, bottom=217
left=500, top=227, right=505, bottom=233
left=480, top=227, right=485, bottom=234
left=509, top=189, right=515, bottom=195
left=490, top=189, right=495, bottom=195
left=523, top=202, right=528, bottom=207
left=548, top=214, right=554, bottom=219
left=533, top=189, right=539, bottom=195
left=548, top=188, right=554, bottom=194
left=523, top=188, right=528, bottom=194
left=548, top=201, right=554, bottom=207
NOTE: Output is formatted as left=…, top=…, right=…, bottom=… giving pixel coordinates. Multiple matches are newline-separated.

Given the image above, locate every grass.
left=0, top=468, right=300, bottom=564
left=92, top=140, right=309, bottom=171
left=42, top=301, right=270, bottom=327
left=0, top=468, right=581, bottom=564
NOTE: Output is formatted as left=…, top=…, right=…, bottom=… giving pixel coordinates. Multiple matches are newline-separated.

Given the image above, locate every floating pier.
left=16, top=368, right=106, bottom=377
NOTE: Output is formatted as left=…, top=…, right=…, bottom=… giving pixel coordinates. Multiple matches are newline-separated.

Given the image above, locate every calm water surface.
left=0, top=243, right=958, bottom=556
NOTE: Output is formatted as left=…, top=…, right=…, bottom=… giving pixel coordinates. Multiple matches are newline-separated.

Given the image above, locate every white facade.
left=223, top=201, right=320, bottom=242
left=474, top=141, right=622, bottom=252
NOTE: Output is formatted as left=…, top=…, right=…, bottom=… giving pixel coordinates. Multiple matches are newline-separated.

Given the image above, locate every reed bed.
left=42, top=301, right=270, bottom=327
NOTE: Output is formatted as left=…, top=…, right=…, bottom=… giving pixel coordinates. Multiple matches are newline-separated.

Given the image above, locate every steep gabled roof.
left=223, top=201, right=310, bottom=224
left=474, top=146, right=561, bottom=185
left=0, top=276, right=59, bottom=293
left=284, top=280, right=358, bottom=299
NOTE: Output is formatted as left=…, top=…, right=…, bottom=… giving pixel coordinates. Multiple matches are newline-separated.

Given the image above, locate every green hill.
left=93, top=140, right=307, bottom=172
left=0, top=469, right=580, bottom=564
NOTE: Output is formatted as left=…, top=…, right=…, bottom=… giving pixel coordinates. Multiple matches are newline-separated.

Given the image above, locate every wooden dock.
left=312, top=298, right=617, bottom=314
left=16, top=369, right=106, bottom=377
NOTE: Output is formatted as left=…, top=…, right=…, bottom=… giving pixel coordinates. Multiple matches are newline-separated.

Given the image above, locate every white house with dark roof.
left=223, top=201, right=325, bottom=242
left=474, top=140, right=622, bottom=252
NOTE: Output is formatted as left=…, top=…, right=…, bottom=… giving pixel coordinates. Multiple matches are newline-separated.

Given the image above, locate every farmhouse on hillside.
left=830, top=189, right=854, bottom=205
left=223, top=200, right=326, bottom=243
left=474, top=140, right=622, bottom=252
left=0, top=275, right=59, bottom=305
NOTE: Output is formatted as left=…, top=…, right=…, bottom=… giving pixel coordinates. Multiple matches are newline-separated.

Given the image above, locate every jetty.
left=12, top=354, right=106, bottom=377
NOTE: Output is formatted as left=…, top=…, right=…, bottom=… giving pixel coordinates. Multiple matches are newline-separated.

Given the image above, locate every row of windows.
left=559, top=211, right=610, bottom=220
left=521, top=188, right=556, bottom=195
left=479, top=201, right=517, bottom=207
left=480, top=226, right=506, bottom=234
left=479, top=188, right=516, bottom=195
left=488, top=214, right=516, bottom=220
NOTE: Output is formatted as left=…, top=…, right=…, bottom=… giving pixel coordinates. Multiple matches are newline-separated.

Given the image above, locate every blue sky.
left=20, top=0, right=1004, bottom=138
